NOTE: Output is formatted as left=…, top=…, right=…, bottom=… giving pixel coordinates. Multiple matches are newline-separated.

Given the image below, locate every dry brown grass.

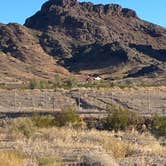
left=124, top=131, right=166, bottom=155
left=0, top=118, right=165, bottom=165
left=0, top=151, right=25, bottom=166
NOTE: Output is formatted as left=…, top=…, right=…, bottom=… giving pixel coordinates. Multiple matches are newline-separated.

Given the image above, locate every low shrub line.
left=8, top=105, right=166, bottom=138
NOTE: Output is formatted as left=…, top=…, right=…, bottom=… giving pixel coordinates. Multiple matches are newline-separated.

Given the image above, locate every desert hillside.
left=0, top=0, right=165, bottom=82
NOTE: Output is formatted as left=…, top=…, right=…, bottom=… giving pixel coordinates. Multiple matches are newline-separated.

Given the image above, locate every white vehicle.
left=94, top=76, right=102, bottom=81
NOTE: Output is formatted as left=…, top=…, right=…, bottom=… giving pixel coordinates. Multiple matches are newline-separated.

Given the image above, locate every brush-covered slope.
left=0, top=23, right=69, bottom=82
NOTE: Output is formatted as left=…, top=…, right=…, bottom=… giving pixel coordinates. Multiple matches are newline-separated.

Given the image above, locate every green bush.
left=102, top=105, right=141, bottom=132
left=0, top=83, right=7, bottom=89
left=32, top=114, right=56, bottom=128
left=39, top=156, right=63, bottom=166
left=28, top=79, right=50, bottom=89
left=31, top=106, right=83, bottom=128
left=152, top=116, right=166, bottom=137
left=55, top=106, right=82, bottom=127
left=65, top=77, right=78, bottom=89
left=9, top=111, right=83, bottom=138
left=52, top=75, right=64, bottom=89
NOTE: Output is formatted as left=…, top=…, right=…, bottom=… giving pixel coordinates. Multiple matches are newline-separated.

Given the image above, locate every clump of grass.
left=102, top=137, right=129, bottom=158
left=39, top=156, right=64, bottom=166
left=0, top=151, right=25, bottom=166
left=9, top=118, right=36, bottom=138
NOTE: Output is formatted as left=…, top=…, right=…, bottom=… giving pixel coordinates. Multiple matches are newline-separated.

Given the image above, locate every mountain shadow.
left=63, top=42, right=129, bottom=72
left=129, top=44, right=166, bottom=62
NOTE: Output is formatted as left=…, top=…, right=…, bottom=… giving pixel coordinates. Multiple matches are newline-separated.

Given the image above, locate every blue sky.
left=0, top=0, right=165, bottom=27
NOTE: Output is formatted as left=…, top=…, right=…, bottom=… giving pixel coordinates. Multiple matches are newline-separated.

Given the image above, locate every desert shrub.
left=0, top=151, right=25, bottom=166
left=39, top=156, right=63, bottom=166
left=52, top=75, right=64, bottom=89
left=54, top=105, right=82, bottom=127
left=102, top=105, right=141, bottom=132
left=9, top=118, right=36, bottom=138
left=28, top=79, right=50, bottom=89
left=32, top=114, right=56, bottom=128
left=103, top=107, right=128, bottom=131
left=32, top=106, right=83, bottom=128
left=81, top=80, right=111, bottom=89
left=29, top=79, right=40, bottom=89
left=65, top=77, right=78, bottom=89
left=0, top=83, right=7, bottom=89
left=152, top=115, right=166, bottom=137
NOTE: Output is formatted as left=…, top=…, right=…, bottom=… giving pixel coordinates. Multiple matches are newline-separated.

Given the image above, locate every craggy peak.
left=48, top=0, right=77, bottom=6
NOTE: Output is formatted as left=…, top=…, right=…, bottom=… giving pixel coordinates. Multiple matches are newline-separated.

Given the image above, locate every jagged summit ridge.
left=40, top=0, right=137, bottom=15
left=41, top=0, right=77, bottom=9
left=79, top=2, right=137, bottom=17
left=25, top=0, right=137, bottom=30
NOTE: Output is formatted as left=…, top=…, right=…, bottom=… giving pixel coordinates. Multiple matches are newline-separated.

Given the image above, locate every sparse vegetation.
left=31, top=107, right=82, bottom=129
left=9, top=106, right=83, bottom=138
left=32, top=114, right=56, bottom=128
left=102, top=104, right=142, bottom=132
left=54, top=105, right=83, bottom=128
left=29, top=79, right=50, bottom=89
left=9, top=117, right=36, bottom=138
left=52, top=74, right=63, bottom=89
left=102, top=137, right=129, bottom=158
left=8, top=76, right=163, bottom=91
left=152, top=115, right=166, bottom=137
left=39, top=156, right=63, bottom=166
left=64, top=77, right=78, bottom=89
left=1, top=117, right=165, bottom=165
left=0, top=83, right=7, bottom=89
left=0, top=151, right=25, bottom=166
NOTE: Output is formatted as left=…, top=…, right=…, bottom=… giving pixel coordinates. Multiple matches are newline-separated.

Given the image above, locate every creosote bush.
left=152, top=115, right=166, bottom=137
left=9, top=106, right=83, bottom=138
left=32, top=114, right=56, bottom=128
left=102, top=104, right=142, bottom=132
left=64, top=77, right=78, bottom=89
left=55, top=105, right=82, bottom=128
left=29, top=79, right=50, bottom=89
left=52, top=74, right=63, bottom=89
left=39, top=156, right=64, bottom=166
left=32, top=105, right=83, bottom=128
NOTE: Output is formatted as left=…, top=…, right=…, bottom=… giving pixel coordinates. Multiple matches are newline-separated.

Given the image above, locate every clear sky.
left=0, top=0, right=165, bottom=27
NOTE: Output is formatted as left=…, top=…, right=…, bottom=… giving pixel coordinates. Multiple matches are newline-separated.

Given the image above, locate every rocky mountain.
left=0, top=0, right=166, bottom=82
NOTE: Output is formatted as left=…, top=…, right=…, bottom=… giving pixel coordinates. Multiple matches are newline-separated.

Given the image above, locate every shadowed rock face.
left=127, top=65, right=163, bottom=78
left=0, top=0, right=166, bottom=81
left=129, top=44, right=166, bottom=62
